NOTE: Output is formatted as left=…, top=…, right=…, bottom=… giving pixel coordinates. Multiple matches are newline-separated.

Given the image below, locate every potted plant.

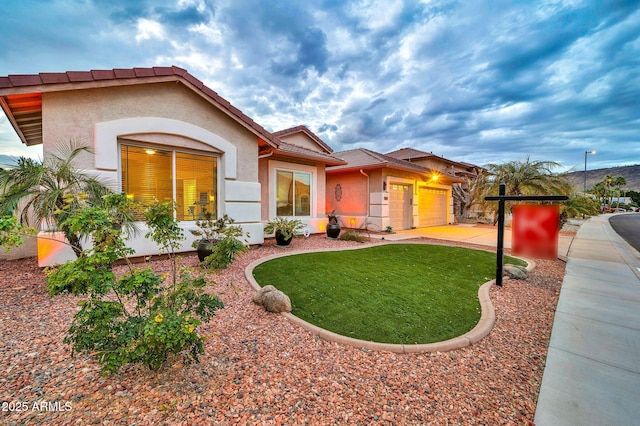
left=264, top=217, right=305, bottom=247
left=326, top=210, right=341, bottom=239
left=190, top=210, right=235, bottom=261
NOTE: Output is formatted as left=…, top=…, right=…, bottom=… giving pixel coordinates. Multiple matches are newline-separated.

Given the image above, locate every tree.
left=0, top=142, right=113, bottom=258
left=452, top=168, right=487, bottom=219
left=613, top=176, right=627, bottom=208
left=481, top=156, right=573, bottom=223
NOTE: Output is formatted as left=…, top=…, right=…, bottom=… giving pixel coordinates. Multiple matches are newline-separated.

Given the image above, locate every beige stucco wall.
left=41, top=82, right=259, bottom=182
left=258, top=155, right=329, bottom=234
left=34, top=81, right=266, bottom=266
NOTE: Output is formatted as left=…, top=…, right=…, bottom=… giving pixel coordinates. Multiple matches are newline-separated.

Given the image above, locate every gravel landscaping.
left=1, top=234, right=565, bottom=425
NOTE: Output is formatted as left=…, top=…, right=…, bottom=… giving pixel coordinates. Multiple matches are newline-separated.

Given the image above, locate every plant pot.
left=197, top=239, right=217, bottom=262
left=275, top=230, right=292, bottom=247
left=326, top=223, right=341, bottom=239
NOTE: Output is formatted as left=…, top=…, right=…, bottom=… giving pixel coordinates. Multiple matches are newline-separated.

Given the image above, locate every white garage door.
left=389, top=184, right=412, bottom=230
left=418, top=187, right=448, bottom=227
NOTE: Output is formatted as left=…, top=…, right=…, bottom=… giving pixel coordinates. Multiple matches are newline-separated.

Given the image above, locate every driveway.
left=374, top=223, right=575, bottom=257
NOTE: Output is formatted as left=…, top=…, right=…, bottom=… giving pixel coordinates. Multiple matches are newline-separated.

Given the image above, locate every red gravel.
left=1, top=235, right=564, bottom=425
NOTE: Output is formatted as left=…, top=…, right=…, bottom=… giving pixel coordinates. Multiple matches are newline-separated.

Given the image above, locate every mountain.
left=564, top=164, right=640, bottom=191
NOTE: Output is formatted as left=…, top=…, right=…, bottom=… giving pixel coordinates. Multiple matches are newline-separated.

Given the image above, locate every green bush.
left=0, top=215, right=36, bottom=252
left=47, top=196, right=223, bottom=374
left=191, top=213, right=249, bottom=269
left=562, top=194, right=600, bottom=218
left=202, top=233, right=248, bottom=269
left=338, top=228, right=368, bottom=242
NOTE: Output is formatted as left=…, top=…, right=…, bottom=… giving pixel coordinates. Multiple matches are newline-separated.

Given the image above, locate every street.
left=609, top=213, right=640, bottom=252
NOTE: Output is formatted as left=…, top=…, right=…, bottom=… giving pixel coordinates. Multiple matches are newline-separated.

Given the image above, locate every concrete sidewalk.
left=534, top=214, right=640, bottom=426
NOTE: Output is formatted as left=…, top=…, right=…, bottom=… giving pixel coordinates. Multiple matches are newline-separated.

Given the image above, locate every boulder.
left=503, top=264, right=528, bottom=280
left=253, top=285, right=292, bottom=313
left=253, top=285, right=277, bottom=304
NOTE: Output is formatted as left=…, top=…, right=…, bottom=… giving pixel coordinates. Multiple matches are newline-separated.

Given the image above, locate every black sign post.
left=485, top=183, right=568, bottom=287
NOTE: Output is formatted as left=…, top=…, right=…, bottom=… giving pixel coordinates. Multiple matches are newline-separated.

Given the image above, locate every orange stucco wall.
left=326, top=172, right=369, bottom=216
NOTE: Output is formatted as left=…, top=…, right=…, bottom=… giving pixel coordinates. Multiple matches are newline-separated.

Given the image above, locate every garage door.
left=389, top=184, right=412, bottom=230
left=418, top=187, right=448, bottom=227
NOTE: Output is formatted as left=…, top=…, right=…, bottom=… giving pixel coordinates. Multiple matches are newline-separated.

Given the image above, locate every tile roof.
left=273, top=125, right=334, bottom=153
left=0, top=66, right=279, bottom=148
left=385, top=147, right=435, bottom=161
left=329, top=148, right=464, bottom=183
left=329, top=148, right=434, bottom=173
left=387, top=147, right=481, bottom=173
left=276, top=142, right=346, bottom=166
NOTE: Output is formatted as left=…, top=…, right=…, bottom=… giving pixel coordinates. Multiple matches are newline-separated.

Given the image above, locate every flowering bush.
left=47, top=195, right=223, bottom=374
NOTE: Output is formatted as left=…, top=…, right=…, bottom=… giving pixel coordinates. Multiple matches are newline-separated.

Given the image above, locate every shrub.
left=47, top=195, right=223, bottom=374
left=0, top=215, right=36, bottom=252
left=191, top=213, right=249, bottom=269
left=202, top=229, right=249, bottom=269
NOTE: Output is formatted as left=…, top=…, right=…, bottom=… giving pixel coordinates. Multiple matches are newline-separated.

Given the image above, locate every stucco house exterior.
left=0, top=66, right=344, bottom=265
left=386, top=148, right=485, bottom=219
left=259, top=125, right=346, bottom=233
left=326, top=148, right=464, bottom=231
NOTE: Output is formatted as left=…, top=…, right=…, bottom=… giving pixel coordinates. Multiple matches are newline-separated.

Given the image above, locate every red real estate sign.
left=511, top=204, right=560, bottom=260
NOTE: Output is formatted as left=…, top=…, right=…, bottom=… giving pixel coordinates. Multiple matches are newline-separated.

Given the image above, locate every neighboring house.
left=386, top=148, right=484, bottom=218
left=0, top=66, right=343, bottom=266
left=326, top=148, right=464, bottom=231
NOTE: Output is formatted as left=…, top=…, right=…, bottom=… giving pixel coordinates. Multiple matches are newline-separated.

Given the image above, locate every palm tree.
left=0, top=142, right=113, bottom=258
left=481, top=156, right=572, bottom=223
left=613, top=176, right=626, bottom=208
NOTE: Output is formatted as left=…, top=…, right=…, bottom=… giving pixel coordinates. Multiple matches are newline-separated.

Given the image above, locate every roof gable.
left=273, top=125, right=333, bottom=154
left=0, top=66, right=280, bottom=148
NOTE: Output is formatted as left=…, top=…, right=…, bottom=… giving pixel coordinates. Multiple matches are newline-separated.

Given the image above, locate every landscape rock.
left=253, top=285, right=292, bottom=313
left=252, top=285, right=277, bottom=304
left=503, top=264, right=528, bottom=279
left=261, top=290, right=292, bottom=313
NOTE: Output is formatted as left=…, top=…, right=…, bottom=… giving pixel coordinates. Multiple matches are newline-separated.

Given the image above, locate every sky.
left=1, top=0, right=639, bottom=172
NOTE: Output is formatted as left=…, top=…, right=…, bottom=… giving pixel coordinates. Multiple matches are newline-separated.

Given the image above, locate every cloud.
left=0, top=0, right=638, bottom=171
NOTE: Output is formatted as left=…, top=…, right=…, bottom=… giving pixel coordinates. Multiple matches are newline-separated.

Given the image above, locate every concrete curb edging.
left=244, top=242, right=535, bottom=354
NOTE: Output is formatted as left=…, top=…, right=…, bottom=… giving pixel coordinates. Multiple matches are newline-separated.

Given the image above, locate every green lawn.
left=252, top=244, right=525, bottom=344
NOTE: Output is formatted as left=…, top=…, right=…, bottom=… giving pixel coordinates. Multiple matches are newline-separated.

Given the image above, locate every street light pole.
left=584, top=150, right=596, bottom=192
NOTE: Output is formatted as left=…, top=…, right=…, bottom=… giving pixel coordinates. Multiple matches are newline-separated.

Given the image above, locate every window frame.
left=269, top=161, right=316, bottom=219
left=118, top=142, right=220, bottom=222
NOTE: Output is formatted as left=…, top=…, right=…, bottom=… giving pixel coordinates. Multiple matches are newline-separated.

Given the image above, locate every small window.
left=276, top=170, right=311, bottom=217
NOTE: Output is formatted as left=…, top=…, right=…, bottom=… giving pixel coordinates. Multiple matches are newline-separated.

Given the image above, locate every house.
left=0, top=66, right=344, bottom=266
left=326, top=148, right=464, bottom=231
left=386, top=148, right=485, bottom=218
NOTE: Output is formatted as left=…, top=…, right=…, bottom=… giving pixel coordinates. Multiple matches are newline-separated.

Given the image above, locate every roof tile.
left=8, top=75, right=44, bottom=87
left=201, top=86, right=220, bottom=101
left=0, top=77, right=11, bottom=88
left=183, top=72, right=204, bottom=89
left=91, top=70, right=116, bottom=80
left=133, top=68, right=156, bottom=78
left=171, top=66, right=188, bottom=76
left=66, top=71, right=94, bottom=82
left=113, top=68, right=136, bottom=79
left=152, top=66, right=175, bottom=76
left=40, top=73, right=70, bottom=84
